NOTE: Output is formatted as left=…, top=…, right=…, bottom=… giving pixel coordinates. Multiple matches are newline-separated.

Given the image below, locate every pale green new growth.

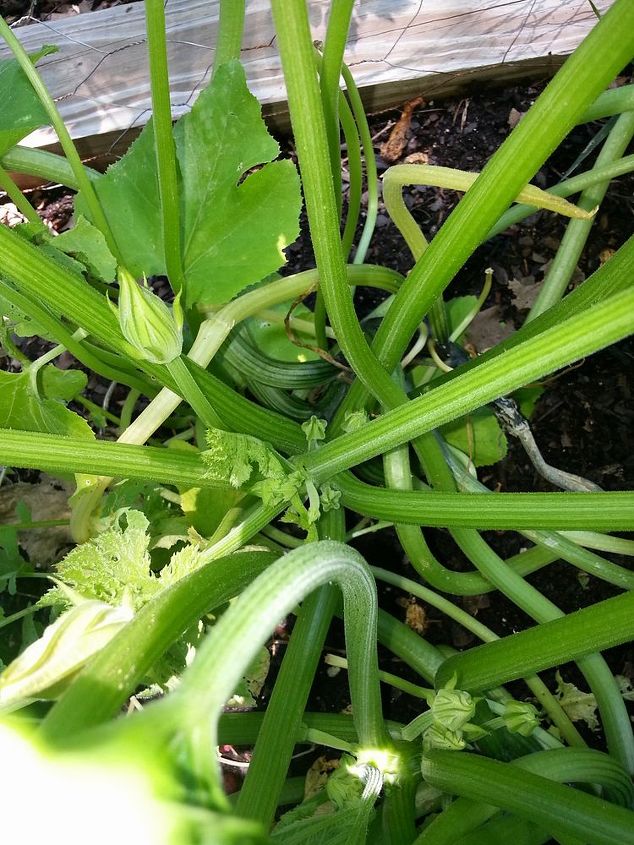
left=203, top=427, right=287, bottom=489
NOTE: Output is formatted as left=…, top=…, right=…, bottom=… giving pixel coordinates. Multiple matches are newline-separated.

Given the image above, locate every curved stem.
left=157, top=541, right=392, bottom=808
left=527, top=109, right=634, bottom=320
left=145, top=0, right=184, bottom=293
left=340, top=61, right=378, bottom=265
left=319, top=0, right=355, bottom=215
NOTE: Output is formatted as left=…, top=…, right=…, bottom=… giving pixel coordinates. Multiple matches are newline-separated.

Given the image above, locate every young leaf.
left=203, top=427, right=287, bottom=490
left=175, top=61, right=301, bottom=306
left=0, top=368, right=93, bottom=439
left=0, top=47, right=57, bottom=154
left=43, top=510, right=160, bottom=611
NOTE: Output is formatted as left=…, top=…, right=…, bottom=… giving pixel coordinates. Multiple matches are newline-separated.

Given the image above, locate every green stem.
left=0, top=283, right=150, bottom=393
left=331, top=0, right=634, bottom=423
left=436, top=589, right=634, bottom=693
left=340, top=61, right=378, bottom=264
left=420, top=751, right=634, bottom=845
left=302, top=288, right=634, bottom=481
left=319, top=0, right=355, bottom=215
left=527, top=109, right=634, bottom=320
left=339, top=85, right=363, bottom=260
left=212, top=0, right=245, bottom=75
left=2, top=145, right=101, bottom=189
left=236, top=587, right=339, bottom=825
left=2, top=429, right=633, bottom=533
left=144, top=0, right=184, bottom=293
left=0, top=163, right=43, bottom=226
left=488, top=153, right=634, bottom=238
left=270, top=0, right=400, bottom=406
left=236, top=508, right=345, bottom=826
left=165, top=355, right=223, bottom=428
left=0, top=17, right=118, bottom=259
left=0, top=604, right=38, bottom=631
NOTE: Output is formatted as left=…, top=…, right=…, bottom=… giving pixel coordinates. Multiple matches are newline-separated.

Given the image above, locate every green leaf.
left=175, top=61, right=301, bottom=306
left=77, top=61, right=301, bottom=305
left=0, top=284, right=55, bottom=340
left=0, top=368, right=92, bottom=439
left=246, top=301, right=320, bottom=363
left=76, top=122, right=164, bottom=278
left=441, top=407, right=508, bottom=467
left=40, top=365, right=87, bottom=403
left=44, top=510, right=160, bottom=612
left=0, top=47, right=57, bottom=155
left=51, top=216, right=117, bottom=282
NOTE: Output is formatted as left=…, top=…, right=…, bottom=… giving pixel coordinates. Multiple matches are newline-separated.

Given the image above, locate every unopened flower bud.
left=114, top=268, right=183, bottom=364
left=431, top=688, right=476, bottom=732
left=423, top=723, right=466, bottom=752
left=0, top=600, right=133, bottom=711
left=502, top=700, right=540, bottom=736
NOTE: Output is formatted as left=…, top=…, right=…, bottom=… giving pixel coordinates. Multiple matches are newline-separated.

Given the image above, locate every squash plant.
left=0, top=1, right=634, bottom=843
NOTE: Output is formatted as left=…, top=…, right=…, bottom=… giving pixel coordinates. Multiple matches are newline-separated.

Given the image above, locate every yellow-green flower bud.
left=114, top=268, right=183, bottom=364
left=431, top=688, right=476, bottom=732
left=502, top=700, right=540, bottom=737
left=0, top=599, right=133, bottom=711
left=423, top=723, right=466, bottom=752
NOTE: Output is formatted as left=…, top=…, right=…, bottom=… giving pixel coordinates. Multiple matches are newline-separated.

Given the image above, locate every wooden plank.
left=0, top=0, right=615, bottom=162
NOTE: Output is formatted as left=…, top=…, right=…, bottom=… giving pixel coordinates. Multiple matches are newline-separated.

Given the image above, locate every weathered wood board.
left=0, top=0, right=615, bottom=160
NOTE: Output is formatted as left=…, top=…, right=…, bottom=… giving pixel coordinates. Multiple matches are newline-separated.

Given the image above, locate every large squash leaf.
left=174, top=61, right=301, bottom=307
left=77, top=61, right=301, bottom=307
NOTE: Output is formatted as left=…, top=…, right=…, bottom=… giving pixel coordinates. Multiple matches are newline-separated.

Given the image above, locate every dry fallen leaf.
left=508, top=277, right=543, bottom=311
left=380, top=96, right=424, bottom=163
left=404, top=152, right=430, bottom=165
left=405, top=600, right=428, bottom=634
left=507, top=107, right=524, bottom=129
left=0, top=476, right=72, bottom=566
left=466, top=305, right=514, bottom=352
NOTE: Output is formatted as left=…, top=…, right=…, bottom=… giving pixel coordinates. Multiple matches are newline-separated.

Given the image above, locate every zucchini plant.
left=0, top=1, right=633, bottom=843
